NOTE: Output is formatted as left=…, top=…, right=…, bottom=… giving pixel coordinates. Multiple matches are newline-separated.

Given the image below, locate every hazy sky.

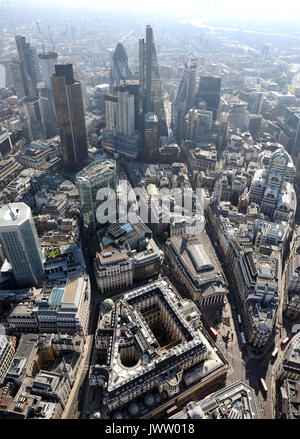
left=9, top=0, right=300, bottom=21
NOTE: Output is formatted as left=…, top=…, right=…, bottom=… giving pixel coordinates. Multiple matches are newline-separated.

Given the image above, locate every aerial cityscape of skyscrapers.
left=0, top=0, right=300, bottom=426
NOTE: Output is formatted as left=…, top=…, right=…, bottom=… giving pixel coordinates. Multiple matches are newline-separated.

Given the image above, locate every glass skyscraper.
left=15, top=35, right=40, bottom=98
left=38, top=52, right=59, bottom=139
left=76, top=160, right=116, bottom=233
left=109, top=43, right=132, bottom=90
left=175, top=56, right=198, bottom=143
left=139, top=25, right=168, bottom=137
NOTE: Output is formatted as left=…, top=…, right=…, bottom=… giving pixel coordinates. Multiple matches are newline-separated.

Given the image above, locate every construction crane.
left=47, top=25, right=55, bottom=52
left=36, top=21, right=45, bottom=54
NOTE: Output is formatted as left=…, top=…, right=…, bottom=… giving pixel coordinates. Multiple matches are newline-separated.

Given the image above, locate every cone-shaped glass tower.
left=109, top=42, right=132, bottom=89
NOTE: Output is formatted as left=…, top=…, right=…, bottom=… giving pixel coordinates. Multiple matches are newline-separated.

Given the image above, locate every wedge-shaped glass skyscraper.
left=175, top=56, right=198, bottom=142
left=139, top=25, right=168, bottom=137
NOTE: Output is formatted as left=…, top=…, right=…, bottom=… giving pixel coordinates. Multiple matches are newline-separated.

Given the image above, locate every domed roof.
left=144, top=393, right=155, bottom=407
left=268, top=171, right=282, bottom=183
left=128, top=402, right=140, bottom=416
left=112, top=411, right=123, bottom=419
left=264, top=187, right=278, bottom=199
left=277, top=195, right=291, bottom=211
left=102, top=299, right=114, bottom=310
left=155, top=394, right=162, bottom=404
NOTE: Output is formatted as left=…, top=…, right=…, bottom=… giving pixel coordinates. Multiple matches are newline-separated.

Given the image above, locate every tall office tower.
left=109, top=43, right=132, bottom=90
left=38, top=52, right=57, bottom=89
left=105, top=93, right=118, bottom=134
left=38, top=52, right=58, bottom=139
left=0, top=335, right=14, bottom=384
left=15, top=35, right=40, bottom=97
left=248, top=92, right=264, bottom=114
left=0, top=203, right=44, bottom=288
left=10, top=57, right=25, bottom=98
left=195, top=75, right=221, bottom=121
left=76, top=160, right=116, bottom=233
left=103, top=90, right=140, bottom=158
left=144, top=112, right=159, bottom=159
left=277, top=107, right=300, bottom=160
left=175, top=56, right=198, bottom=143
left=93, top=84, right=110, bottom=110
left=113, top=80, right=141, bottom=132
left=105, top=90, right=135, bottom=136
left=37, top=86, right=58, bottom=139
left=248, top=114, right=262, bottom=140
left=183, top=108, right=213, bottom=141
left=117, top=91, right=135, bottom=136
left=139, top=25, right=168, bottom=137
left=139, top=38, right=145, bottom=92
left=23, top=97, right=45, bottom=141
left=51, top=63, right=88, bottom=170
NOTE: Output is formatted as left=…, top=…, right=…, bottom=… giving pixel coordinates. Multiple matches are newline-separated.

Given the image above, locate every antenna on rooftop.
left=7, top=203, right=16, bottom=220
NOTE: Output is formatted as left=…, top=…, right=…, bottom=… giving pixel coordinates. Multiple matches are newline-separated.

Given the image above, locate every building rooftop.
left=0, top=202, right=31, bottom=227
left=76, top=159, right=116, bottom=182
left=167, top=233, right=225, bottom=291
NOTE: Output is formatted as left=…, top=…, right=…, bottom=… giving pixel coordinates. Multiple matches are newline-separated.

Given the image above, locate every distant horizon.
left=4, top=0, right=300, bottom=22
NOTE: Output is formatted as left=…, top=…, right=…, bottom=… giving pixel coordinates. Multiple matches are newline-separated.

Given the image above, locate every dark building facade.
left=51, top=63, right=88, bottom=170
left=144, top=112, right=159, bottom=160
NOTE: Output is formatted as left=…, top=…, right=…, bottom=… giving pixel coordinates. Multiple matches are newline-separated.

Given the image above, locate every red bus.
left=209, top=327, right=218, bottom=338
left=281, top=337, right=290, bottom=347
left=271, top=347, right=278, bottom=359
left=259, top=378, right=268, bottom=394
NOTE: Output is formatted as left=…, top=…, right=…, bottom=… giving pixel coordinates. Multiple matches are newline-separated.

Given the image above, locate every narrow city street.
left=61, top=227, right=101, bottom=419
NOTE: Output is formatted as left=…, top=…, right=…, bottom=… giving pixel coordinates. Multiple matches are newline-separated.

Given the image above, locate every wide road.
left=205, top=217, right=291, bottom=419
left=163, top=219, right=282, bottom=418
